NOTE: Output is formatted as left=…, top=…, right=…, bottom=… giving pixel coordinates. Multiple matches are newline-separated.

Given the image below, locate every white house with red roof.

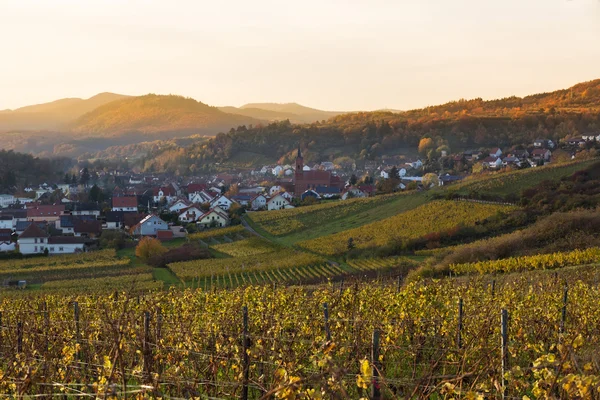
left=189, top=190, right=215, bottom=204
left=250, top=194, right=268, bottom=210
left=153, top=186, right=177, bottom=204
left=210, top=195, right=234, bottom=211
left=197, top=207, right=230, bottom=227
left=267, top=193, right=294, bottom=211
left=112, top=196, right=138, bottom=212
left=178, top=206, right=203, bottom=223
left=168, top=199, right=191, bottom=213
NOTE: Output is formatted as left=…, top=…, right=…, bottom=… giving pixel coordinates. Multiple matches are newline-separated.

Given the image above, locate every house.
left=0, top=194, right=15, bottom=208
left=112, top=196, right=138, bottom=212
left=0, top=229, right=15, bottom=252
left=533, top=139, right=554, bottom=148
left=269, top=186, right=284, bottom=196
left=178, top=206, right=203, bottom=223
left=315, top=186, right=341, bottom=198
left=132, top=215, right=170, bottom=237
left=46, top=236, right=88, bottom=254
left=153, top=186, right=177, bottom=204
left=210, top=195, right=234, bottom=211
left=438, top=174, right=465, bottom=186
left=15, top=221, right=47, bottom=235
left=186, top=183, right=207, bottom=194
left=105, top=211, right=128, bottom=230
left=565, top=137, right=587, bottom=147
left=502, top=156, right=522, bottom=168
left=358, top=185, right=376, bottom=197
left=300, top=190, right=320, bottom=201
left=510, top=150, right=530, bottom=159
left=231, top=195, right=253, bottom=207
left=169, top=199, right=191, bottom=213
left=481, top=156, right=503, bottom=169
left=73, top=219, right=102, bottom=238
left=27, top=205, right=65, bottom=222
left=582, top=133, right=600, bottom=142
left=197, top=207, right=230, bottom=228
left=341, top=187, right=367, bottom=200
left=17, top=223, right=49, bottom=255
left=489, top=148, right=503, bottom=158
left=531, top=149, right=552, bottom=161
left=189, top=190, right=216, bottom=204
left=463, top=150, right=483, bottom=161
left=250, top=194, right=268, bottom=210
left=321, top=162, right=335, bottom=171
left=71, top=203, right=101, bottom=217
left=272, top=165, right=284, bottom=176
left=404, top=159, right=423, bottom=170
left=0, top=216, right=13, bottom=230
left=267, top=193, right=294, bottom=210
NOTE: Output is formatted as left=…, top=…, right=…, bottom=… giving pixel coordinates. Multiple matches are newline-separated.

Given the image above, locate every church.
left=293, top=146, right=342, bottom=195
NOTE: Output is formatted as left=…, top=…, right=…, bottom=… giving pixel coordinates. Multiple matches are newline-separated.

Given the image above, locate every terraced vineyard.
left=346, top=256, right=419, bottom=273
left=40, top=273, right=163, bottom=292
left=299, top=200, right=515, bottom=256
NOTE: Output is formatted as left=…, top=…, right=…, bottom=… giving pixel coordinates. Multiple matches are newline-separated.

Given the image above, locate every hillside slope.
left=144, top=79, right=600, bottom=172
left=240, top=102, right=342, bottom=122
left=0, top=92, right=128, bottom=132
left=71, top=94, right=262, bottom=137
left=218, top=106, right=307, bottom=123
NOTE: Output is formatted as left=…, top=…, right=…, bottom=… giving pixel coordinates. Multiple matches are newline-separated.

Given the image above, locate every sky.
left=1, top=0, right=600, bottom=112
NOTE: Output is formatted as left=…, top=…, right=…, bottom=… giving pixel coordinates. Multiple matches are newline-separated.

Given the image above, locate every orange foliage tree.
left=135, top=237, right=167, bottom=263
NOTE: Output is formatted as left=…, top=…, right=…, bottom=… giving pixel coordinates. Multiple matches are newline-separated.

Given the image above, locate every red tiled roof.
left=27, top=205, right=65, bottom=218
left=187, top=183, right=207, bottom=193
left=19, top=223, right=48, bottom=239
left=112, top=196, right=138, bottom=208
left=74, top=220, right=102, bottom=235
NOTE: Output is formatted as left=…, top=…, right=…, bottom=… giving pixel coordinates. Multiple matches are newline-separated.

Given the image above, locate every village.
left=0, top=133, right=596, bottom=256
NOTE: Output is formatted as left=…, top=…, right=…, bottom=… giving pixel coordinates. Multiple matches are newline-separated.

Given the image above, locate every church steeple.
left=295, top=144, right=304, bottom=174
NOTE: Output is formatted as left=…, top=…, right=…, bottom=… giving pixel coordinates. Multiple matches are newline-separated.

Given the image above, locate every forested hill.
left=70, top=94, right=261, bottom=137
left=0, top=150, right=72, bottom=191
left=139, top=79, right=600, bottom=173
left=0, top=92, right=127, bottom=132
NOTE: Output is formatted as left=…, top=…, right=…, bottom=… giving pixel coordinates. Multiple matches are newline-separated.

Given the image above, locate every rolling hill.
left=70, top=94, right=261, bottom=137
left=237, top=102, right=342, bottom=123
left=0, top=92, right=128, bottom=132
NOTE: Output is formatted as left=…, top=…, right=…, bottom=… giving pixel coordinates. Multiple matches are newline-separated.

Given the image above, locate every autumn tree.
left=135, top=237, right=167, bottom=263
left=418, top=137, right=435, bottom=155
left=422, top=173, right=440, bottom=188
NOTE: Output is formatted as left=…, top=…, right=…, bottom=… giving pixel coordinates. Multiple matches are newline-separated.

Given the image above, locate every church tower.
left=295, top=144, right=304, bottom=175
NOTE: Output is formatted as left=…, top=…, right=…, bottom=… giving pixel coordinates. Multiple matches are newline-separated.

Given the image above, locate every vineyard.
left=188, top=225, right=249, bottom=242
left=446, top=159, right=597, bottom=197
left=0, top=249, right=149, bottom=286
left=450, top=247, right=600, bottom=275
left=1, top=264, right=600, bottom=398
left=211, top=237, right=281, bottom=257
left=298, top=200, right=515, bottom=256
left=247, top=193, right=427, bottom=243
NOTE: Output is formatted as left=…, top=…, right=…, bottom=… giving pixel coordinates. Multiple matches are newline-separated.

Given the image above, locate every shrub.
left=147, top=244, right=211, bottom=268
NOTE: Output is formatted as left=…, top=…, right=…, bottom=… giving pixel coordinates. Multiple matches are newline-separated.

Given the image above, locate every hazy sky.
left=1, top=0, right=600, bottom=111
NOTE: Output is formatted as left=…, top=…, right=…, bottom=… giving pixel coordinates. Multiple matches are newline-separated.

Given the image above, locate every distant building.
left=132, top=215, right=170, bottom=237
left=293, top=146, right=341, bottom=195
left=112, top=196, right=138, bottom=212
